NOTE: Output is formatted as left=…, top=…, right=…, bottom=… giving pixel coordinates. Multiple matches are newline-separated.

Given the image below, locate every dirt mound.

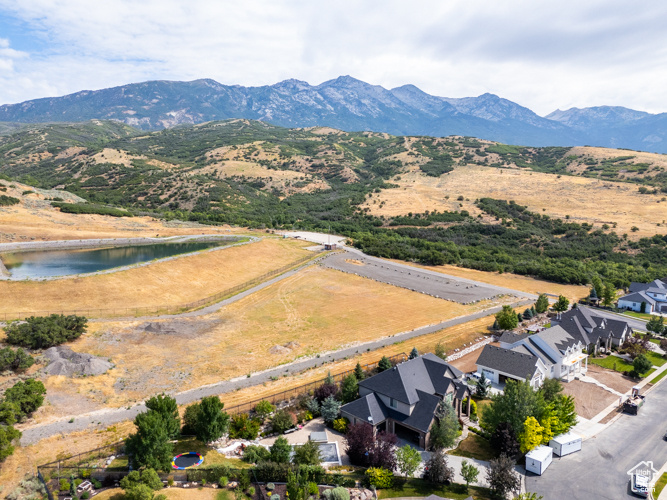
left=44, top=346, right=113, bottom=377
left=269, top=345, right=291, bottom=355
left=269, top=341, right=301, bottom=355
left=137, top=319, right=218, bottom=337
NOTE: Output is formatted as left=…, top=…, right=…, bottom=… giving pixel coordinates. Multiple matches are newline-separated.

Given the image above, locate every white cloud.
left=0, top=0, right=666, bottom=115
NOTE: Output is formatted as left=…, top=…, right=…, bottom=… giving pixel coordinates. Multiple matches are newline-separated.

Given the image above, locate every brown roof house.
left=340, top=353, right=471, bottom=450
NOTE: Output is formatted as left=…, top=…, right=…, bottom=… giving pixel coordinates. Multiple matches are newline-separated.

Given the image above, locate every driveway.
left=525, top=378, right=667, bottom=499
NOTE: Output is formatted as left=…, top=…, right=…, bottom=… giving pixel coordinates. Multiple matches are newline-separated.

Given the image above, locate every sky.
left=0, top=0, right=666, bottom=116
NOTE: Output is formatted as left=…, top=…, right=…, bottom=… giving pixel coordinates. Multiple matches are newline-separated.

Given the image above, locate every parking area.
left=320, top=252, right=514, bottom=304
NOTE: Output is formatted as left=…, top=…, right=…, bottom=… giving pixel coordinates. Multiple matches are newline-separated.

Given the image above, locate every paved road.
left=321, top=251, right=523, bottom=304
left=526, top=378, right=667, bottom=499
left=19, top=297, right=533, bottom=445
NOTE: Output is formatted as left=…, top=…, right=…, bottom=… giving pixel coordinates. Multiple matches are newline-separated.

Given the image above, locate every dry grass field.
left=31, top=266, right=512, bottom=421
left=364, top=165, right=667, bottom=238
left=0, top=189, right=236, bottom=243
left=389, top=259, right=590, bottom=302
left=0, top=237, right=313, bottom=315
left=217, top=314, right=496, bottom=410
left=0, top=421, right=134, bottom=497
left=0, top=308, right=497, bottom=495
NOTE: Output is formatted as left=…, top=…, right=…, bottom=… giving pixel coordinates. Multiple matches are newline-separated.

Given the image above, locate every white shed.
left=549, top=432, right=582, bottom=457
left=525, top=445, right=553, bottom=475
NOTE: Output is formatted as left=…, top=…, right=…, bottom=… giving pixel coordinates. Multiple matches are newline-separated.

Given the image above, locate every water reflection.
left=1, top=241, right=225, bottom=279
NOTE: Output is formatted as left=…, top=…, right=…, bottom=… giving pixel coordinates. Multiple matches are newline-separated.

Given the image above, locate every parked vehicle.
left=623, top=386, right=645, bottom=415
left=630, top=473, right=650, bottom=498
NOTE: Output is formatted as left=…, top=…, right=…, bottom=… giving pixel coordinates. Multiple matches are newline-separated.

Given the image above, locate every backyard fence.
left=36, top=350, right=408, bottom=496
left=223, top=351, right=408, bottom=416
left=0, top=253, right=321, bottom=322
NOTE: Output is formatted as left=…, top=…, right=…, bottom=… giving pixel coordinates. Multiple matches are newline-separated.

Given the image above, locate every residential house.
left=476, top=307, right=632, bottom=386
left=340, top=353, right=471, bottom=449
left=618, top=278, right=667, bottom=314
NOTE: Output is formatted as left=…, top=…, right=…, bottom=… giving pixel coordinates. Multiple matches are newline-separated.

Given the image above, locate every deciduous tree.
left=487, top=454, right=521, bottom=499
left=424, top=451, right=453, bottom=484
left=126, top=412, right=173, bottom=471
left=193, top=396, right=229, bottom=443
left=145, top=394, right=180, bottom=439
left=460, top=460, right=479, bottom=492
left=496, top=305, right=519, bottom=330
left=395, top=444, right=421, bottom=478
left=553, top=295, right=569, bottom=313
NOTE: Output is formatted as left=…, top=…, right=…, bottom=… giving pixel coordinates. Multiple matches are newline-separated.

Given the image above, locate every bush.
left=314, top=383, right=339, bottom=404
left=81, top=492, right=90, bottom=499
left=333, top=417, right=349, bottom=433
left=60, top=479, right=71, bottom=492
left=271, top=409, right=295, bottom=434
left=229, top=413, right=261, bottom=440
left=242, top=445, right=270, bottom=464
left=0, top=195, right=19, bottom=206
left=253, top=462, right=292, bottom=482
left=365, top=467, right=394, bottom=488
left=248, top=486, right=255, bottom=496
left=0, top=347, right=35, bottom=372
left=237, top=470, right=251, bottom=491
left=266, top=482, right=275, bottom=491
left=307, top=482, right=319, bottom=495
left=52, top=202, right=133, bottom=217
left=255, top=400, right=275, bottom=422
left=187, top=465, right=234, bottom=483
left=5, top=314, right=88, bottom=349
left=219, top=477, right=229, bottom=488
left=324, top=486, right=350, bottom=500
left=3, top=379, right=46, bottom=420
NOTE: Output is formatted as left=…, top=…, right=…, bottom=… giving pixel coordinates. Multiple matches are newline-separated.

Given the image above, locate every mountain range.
left=1, top=76, right=666, bottom=153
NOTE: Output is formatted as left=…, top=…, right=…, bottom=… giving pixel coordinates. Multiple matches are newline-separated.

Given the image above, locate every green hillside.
left=1, top=119, right=667, bottom=287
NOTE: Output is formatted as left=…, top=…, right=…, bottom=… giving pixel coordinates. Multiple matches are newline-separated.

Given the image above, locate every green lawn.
left=377, top=478, right=492, bottom=500
left=647, top=351, right=667, bottom=367
left=589, top=355, right=634, bottom=373
left=650, top=368, right=667, bottom=384
left=650, top=339, right=661, bottom=345
left=449, top=434, right=496, bottom=462
left=621, top=311, right=655, bottom=321
left=654, top=472, right=667, bottom=499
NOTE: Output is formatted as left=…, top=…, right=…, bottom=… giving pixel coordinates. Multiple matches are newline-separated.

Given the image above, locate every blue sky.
left=0, top=0, right=666, bottom=116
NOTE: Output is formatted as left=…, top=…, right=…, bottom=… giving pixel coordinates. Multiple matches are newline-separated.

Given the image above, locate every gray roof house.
left=477, top=307, right=633, bottom=387
left=618, top=279, right=667, bottom=314
left=340, top=353, right=471, bottom=450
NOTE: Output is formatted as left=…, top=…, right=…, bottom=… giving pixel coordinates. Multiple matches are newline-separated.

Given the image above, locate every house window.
left=389, top=398, right=397, bottom=409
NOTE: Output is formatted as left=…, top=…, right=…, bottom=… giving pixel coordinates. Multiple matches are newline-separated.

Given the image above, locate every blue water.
left=2, top=241, right=227, bottom=279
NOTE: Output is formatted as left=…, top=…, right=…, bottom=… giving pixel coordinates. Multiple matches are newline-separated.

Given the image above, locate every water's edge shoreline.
left=0, top=234, right=252, bottom=281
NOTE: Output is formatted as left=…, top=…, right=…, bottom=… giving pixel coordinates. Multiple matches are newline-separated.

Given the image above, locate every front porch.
left=561, top=352, right=588, bottom=382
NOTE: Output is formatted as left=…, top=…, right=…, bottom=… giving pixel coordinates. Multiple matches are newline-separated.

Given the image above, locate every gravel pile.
left=44, top=346, right=113, bottom=377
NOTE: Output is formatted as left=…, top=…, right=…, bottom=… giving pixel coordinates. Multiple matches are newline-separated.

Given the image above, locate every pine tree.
left=409, top=347, right=419, bottom=359
left=354, top=362, right=365, bottom=381
left=378, top=356, right=392, bottom=372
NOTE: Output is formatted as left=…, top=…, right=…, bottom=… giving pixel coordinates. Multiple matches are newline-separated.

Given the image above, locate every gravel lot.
left=320, top=251, right=522, bottom=304
left=587, top=364, right=637, bottom=394
left=561, top=380, right=617, bottom=419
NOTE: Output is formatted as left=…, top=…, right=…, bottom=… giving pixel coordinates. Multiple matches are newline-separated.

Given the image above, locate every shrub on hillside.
left=5, top=314, right=87, bottom=349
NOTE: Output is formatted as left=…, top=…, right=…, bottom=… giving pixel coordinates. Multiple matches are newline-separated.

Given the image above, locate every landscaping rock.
left=44, top=346, right=113, bottom=377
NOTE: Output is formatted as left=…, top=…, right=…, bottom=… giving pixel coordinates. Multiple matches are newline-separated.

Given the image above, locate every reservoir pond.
left=1, top=241, right=226, bottom=279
